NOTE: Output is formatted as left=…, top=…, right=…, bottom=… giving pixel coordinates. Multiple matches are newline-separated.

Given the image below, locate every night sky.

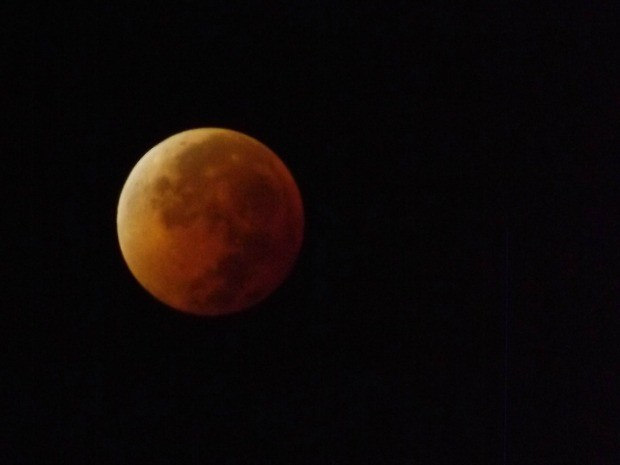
left=6, top=2, right=619, bottom=464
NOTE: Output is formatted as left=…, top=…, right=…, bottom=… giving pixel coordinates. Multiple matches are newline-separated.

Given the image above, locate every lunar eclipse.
left=117, top=128, right=304, bottom=316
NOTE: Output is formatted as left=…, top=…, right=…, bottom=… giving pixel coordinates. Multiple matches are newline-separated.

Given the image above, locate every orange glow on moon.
left=117, top=128, right=304, bottom=316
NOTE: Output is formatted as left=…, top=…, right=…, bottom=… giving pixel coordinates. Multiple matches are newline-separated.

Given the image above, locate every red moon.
left=116, top=128, right=304, bottom=316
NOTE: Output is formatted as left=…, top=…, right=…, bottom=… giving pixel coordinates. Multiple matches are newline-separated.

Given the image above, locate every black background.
left=5, top=2, right=619, bottom=464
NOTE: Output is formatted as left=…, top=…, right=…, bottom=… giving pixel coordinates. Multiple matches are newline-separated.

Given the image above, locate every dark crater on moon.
left=187, top=229, right=277, bottom=310
left=150, top=142, right=282, bottom=231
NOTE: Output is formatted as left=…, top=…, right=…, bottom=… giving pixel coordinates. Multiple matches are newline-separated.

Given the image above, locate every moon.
left=117, top=128, right=304, bottom=316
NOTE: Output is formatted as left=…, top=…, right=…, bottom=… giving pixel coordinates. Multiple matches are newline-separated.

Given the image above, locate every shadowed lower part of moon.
left=116, top=128, right=304, bottom=316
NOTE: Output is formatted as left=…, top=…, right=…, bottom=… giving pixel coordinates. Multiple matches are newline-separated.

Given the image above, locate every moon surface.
left=117, top=128, right=304, bottom=316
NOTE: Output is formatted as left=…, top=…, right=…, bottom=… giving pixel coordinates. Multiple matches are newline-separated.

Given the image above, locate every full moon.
left=117, top=128, right=304, bottom=316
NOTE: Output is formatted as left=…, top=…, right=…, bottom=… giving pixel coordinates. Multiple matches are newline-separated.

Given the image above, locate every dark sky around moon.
left=5, top=2, right=619, bottom=464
